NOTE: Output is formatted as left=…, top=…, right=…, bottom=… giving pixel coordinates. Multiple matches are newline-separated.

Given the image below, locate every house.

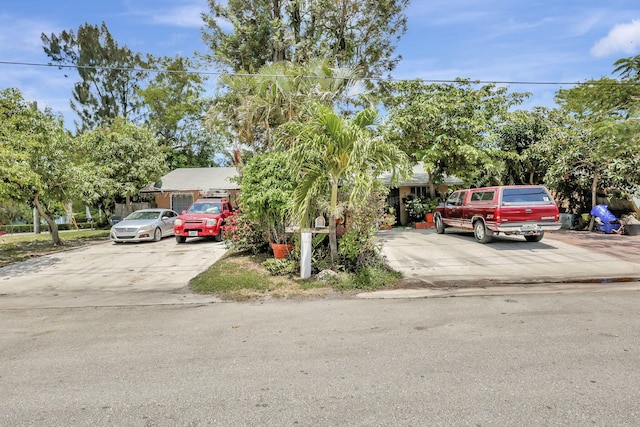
left=143, top=163, right=460, bottom=225
left=378, top=162, right=464, bottom=225
left=142, top=167, right=240, bottom=213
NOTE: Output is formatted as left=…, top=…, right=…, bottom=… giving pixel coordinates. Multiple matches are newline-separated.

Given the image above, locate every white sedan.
left=109, top=209, right=178, bottom=243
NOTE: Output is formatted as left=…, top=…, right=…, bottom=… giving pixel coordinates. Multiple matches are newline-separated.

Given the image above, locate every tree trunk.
left=126, top=195, right=132, bottom=215
left=329, top=182, right=339, bottom=264
left=33, top=193, right=62, bottom=246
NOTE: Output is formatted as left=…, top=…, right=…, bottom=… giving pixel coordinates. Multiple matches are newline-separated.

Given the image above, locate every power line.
left=1, top=59, right=639, bottom=87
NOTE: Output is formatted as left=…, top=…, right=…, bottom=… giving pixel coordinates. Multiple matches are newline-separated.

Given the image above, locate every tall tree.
left=138, top=55, right=221, bottom=168
left=0, top=88, right=77, bottom=245
left=201, top=0, right=409, bottom=78
left=488, top=108, right=561, bottom=187
left=205, top=59, right=362, bottom=155
left=380, top=79, right=526, bottom=196
left=76, top=118, right=167, bottom=215
left=551, top=77, right=640, bottom=213
left=283, top=104, right=408, bottom=263
left=42, top=22, right=149, bottom=132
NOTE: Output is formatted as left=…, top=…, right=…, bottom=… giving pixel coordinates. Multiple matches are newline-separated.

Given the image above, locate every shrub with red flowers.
left=222, top=213, right=268, bottom=254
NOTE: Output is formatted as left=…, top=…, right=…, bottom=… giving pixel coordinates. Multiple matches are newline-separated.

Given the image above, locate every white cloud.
left=150, top=5, right=205, bottom=28
left=591, top=19, right=640, bottom=57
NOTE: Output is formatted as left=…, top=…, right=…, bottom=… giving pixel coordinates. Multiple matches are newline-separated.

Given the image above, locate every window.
left=172, top=193, right=193, bottom=213
left=470, top=191, right=495, bottom=202
left=502, top=187, right=552, bottom=204
left=446, top=191, right=466, bottom=206
left=410, top=186, right=429, bottom=198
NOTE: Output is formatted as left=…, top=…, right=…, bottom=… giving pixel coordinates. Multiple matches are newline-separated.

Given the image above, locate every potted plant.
left=423, top=198, right=440, bottom=226
left=379, top=206, right=396, bottom=230
left=405, top=196, right=426, bottom=223
left=239, top=152, right=296, bottom=258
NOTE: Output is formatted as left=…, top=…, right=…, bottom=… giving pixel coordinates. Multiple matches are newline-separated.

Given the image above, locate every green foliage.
left=205, top=59, right=364, bottom=153
left=222, top=213, right=269, bottom=254
left=486, top=108, right=561, bottom=187
left=0, top=222, right=95, bottom=234
left=549, top=77, right=640, bottom=208
left=283, top=103, right=409, bottom=263
left=261, top=258, right=298, bottom=275
left=202, top=0, right=409, bottom=80
left=380, top=78, right=527, bottom=186
left=404, top=196, right=426, bottom=219
left=41, top=22, right=149, bottom=132
left=190, top=254, right=277, bottom=297
left=0, top=200, right=32, bottom=227
left=138, top=55, right=220, bottom=169
left=240, top=151, right=297, bottom=244
left=331, top=263, right=401, bottom=291
left=0, top=87, right=80, bottom=245
left=75, top=118, right=166, bottom=214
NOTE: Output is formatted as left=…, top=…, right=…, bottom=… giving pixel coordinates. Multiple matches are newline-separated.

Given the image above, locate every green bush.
left=262, top=258, right=298, bottom=275
left=221, top=213, right=269, bottom=254
left=0, top=222, right=96, bottom=234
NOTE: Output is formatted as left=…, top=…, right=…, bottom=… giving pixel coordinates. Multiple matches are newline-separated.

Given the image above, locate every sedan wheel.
left=153, top=227, right=162, bottom=242
left=474, top=221, right=491, bottom=244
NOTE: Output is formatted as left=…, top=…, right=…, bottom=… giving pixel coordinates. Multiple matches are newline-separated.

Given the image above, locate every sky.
left=2, top=0, right=640, bottom=127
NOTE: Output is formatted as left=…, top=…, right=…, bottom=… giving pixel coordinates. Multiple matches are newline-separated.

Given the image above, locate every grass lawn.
left=190, top=252, right=334, bottom=301
left=0, top=229, right=110, bottom=268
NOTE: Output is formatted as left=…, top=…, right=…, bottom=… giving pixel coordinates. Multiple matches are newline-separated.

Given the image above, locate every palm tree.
left=285, top=103, right=408, bottom=263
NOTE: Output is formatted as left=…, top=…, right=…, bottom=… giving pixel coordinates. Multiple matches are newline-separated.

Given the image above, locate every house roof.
left=145, top=162, right=463, bottom=194
left=143, top=167, right=240, bottom=193
left=378, top=162, right=464, bottom=187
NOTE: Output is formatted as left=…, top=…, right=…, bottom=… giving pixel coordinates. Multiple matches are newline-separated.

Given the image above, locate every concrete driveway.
left=378, top=227, right=640, bottom=287
left=0, top=237, right=225, bottom=309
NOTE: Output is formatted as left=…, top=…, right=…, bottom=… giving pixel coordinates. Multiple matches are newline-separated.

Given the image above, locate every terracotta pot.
left=414, top=222, right=430, bottom=229
left=425, top=213, right=435, bottom=226
left=271, top=243, right=294, bottom=259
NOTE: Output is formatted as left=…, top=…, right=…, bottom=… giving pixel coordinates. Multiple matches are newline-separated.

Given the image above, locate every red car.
left=173, top=198, right=235, bottom=243
left=434, top=185, right=561, bottom=243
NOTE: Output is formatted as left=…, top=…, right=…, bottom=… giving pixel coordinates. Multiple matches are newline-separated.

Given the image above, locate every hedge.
left=0, top=222, right=96, bottom=234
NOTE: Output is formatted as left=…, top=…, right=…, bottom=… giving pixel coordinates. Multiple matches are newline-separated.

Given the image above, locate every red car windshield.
left=187, top=203, right=222, bottom=214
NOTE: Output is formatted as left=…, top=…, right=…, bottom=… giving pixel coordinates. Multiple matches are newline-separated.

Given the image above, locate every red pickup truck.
left=173, top=198, right=235, bottom=243
left=434, top=185, right=561, bottom=243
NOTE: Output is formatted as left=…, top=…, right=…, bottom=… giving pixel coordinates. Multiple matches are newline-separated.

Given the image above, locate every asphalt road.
left=2, top=294, right=640, bottom=426
left=3, top=230, right=640, bottom=425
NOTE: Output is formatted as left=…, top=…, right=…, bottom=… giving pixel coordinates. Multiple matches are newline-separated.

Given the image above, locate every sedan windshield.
left=126, top=211, right=161, bottom=220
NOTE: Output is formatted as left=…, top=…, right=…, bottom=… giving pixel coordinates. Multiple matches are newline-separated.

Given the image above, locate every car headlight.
left=174, top=219, right=183, bottom=226
left=139, top=225, right=153, bottom=232
left=206, top=218, right=217, bottom=226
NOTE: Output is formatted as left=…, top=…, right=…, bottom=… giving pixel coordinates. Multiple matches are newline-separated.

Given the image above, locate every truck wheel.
left=474, top=220, right=491, bottom=244
left=176, top=236, right=187, bottom=244
left=153, top=228, right=162, bottom=242
left=214, top=229, right=223, bottom=242
left=525, top=231, right=544, bottom=242
left=435, top=214, right=445, bottom=234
